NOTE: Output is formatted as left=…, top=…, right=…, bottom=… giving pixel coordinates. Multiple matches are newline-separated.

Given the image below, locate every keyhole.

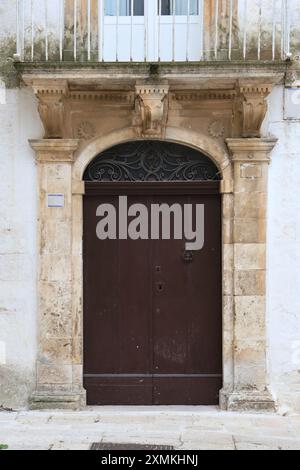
left=156, top=282, right=164, bottom=293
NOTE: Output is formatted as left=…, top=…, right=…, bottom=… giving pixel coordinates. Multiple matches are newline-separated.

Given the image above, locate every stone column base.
left=219, top=388, right=231, bottom=411
left=226, top=390, right=277, bottom=413
left=29, top=390, right=86, bottom=411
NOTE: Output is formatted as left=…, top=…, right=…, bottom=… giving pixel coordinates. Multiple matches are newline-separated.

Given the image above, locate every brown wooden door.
left=83, top=183, right=222, bottom=405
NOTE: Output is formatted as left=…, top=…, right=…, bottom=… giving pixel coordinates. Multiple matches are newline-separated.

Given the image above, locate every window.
left=159, top=0, right=199, bottom=15
left=104, top=0, right=198, bottom=16
left=105, top=0, right=144, bottom=16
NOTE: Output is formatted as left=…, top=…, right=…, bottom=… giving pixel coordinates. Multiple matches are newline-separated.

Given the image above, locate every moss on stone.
left=14, top=59, right=288, bottom=73
left=0, top=36, right=20, bottom=88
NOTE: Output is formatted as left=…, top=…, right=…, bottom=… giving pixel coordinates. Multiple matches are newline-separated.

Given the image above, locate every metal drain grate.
left=90, top=443, right=174, bottom=451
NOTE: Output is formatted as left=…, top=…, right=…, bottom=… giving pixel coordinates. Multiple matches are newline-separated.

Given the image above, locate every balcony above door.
left=13, top=0, right=300, bottom=63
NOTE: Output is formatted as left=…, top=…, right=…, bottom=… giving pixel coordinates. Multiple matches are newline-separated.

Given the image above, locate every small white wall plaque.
left=47, top=194, right=65, bottom=208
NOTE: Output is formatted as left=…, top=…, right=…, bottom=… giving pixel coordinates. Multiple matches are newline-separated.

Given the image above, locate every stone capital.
left=32, top=79, right=69, bottom=139
left=237, top=81, right=274, bottom=138
left=29, top=139, right=80, bottom=163
left=226, top=138, right=278, bottom=163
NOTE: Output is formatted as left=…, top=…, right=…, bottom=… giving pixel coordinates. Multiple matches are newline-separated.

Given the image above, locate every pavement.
left=0, top=406, right=299, bottom=451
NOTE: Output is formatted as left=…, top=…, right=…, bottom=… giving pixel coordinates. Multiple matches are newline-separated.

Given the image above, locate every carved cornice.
left=174, top=90, right=237, bottom=102
left=133, top=84, right=169, bottom=138
left=237, top=81, right=274, bottom=138
left=226, top=138, right=278, bottom=162
left=29, top=139, right=79, bottom=163
left=69, top=91, right=134, bottom=105
left=32, top=79, right=69, bottom=97
left=32, top=80, right=69, bottom=139
left=26, top=76, right=276, bottom=141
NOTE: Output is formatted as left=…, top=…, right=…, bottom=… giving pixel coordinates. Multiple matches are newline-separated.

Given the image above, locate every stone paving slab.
left=0, top=408, right=299, bottom=451
left=233, top=435, right=300, bottom=451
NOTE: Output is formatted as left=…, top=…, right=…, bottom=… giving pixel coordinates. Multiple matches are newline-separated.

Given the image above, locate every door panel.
left=152, top=377, right=222, bottom=406
left=151, top=194, right=222, bottom=405
left=83, top=195, right=153, bottom=403
left=83, top=185, right=222, bottom=405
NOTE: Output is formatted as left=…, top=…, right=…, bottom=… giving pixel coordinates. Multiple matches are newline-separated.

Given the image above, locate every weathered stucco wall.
left=266, top=86, right=300, bottom=413
left=0, top=88, right=42, bottom=408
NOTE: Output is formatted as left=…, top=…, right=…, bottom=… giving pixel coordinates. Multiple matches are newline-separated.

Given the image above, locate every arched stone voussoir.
left=73, top=126, right=232, bottom=183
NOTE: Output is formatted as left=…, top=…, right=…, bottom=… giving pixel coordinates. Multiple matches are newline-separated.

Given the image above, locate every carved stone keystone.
left=134, top=84, right=169, bottom=137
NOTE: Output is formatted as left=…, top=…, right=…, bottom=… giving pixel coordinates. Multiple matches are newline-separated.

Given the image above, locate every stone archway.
left=29, top=125, right=277, bottom=411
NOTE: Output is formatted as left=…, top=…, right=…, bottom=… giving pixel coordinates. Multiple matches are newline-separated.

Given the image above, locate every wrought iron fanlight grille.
left=83, top=141, right=220, bottom=182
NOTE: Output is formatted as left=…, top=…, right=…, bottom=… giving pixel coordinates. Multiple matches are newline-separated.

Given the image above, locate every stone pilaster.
left=219, top=177, right=235, bottom=410
left=225, top=138, right=277, bottom=412
left=29, top=139, right=85, bottom=410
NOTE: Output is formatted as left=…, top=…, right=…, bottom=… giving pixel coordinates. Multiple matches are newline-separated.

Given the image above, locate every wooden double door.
left=83, top=182, right=222, bottom=405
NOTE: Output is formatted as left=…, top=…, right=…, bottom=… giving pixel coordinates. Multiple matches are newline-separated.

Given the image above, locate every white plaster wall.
left=0, top=88, right=43, bottom=408
left=0, top=0, right=17, bottom=40
left=266, top=86, right=300, bottom=413
left=0, top=0, right=61, bottom=39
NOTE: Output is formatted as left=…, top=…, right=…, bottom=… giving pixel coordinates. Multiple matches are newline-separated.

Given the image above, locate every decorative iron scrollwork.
left=84, top=141, right=220, bottom=182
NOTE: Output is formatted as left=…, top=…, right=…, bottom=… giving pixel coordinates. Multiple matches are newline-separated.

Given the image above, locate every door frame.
left=84, top=180, right=220, bottom=194
left=29, top=125, right=277, bottom=411
left=74, top=128, right=232, bottom=409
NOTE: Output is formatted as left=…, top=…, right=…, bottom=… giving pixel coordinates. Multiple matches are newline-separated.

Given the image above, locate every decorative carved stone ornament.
left=134, top=84, right=169, bottom=137
left=238, top=82, right=273, bottom=138
left=32, top=79, right=69, bottom=139
left=77, top=121, right=96, bottom=141
left=208, top=120, right=225, bottom=138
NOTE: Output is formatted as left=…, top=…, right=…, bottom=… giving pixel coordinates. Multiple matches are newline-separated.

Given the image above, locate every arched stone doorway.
left=29, top=126, right=277, bottom=412
left=82, top=140, right=222, bottom=405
